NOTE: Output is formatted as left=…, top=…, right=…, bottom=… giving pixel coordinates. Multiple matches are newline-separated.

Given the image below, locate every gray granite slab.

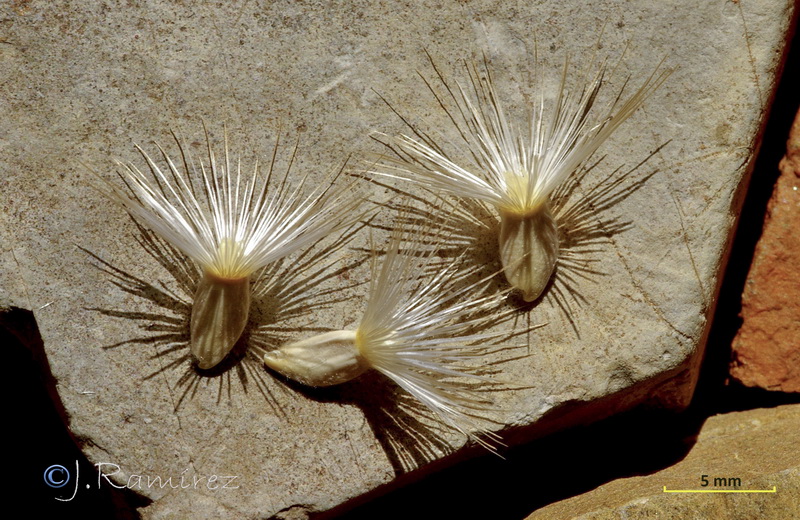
left=1, top=0, right=793, bottom=517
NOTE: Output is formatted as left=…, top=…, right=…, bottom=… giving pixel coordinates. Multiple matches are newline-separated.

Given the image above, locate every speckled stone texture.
left=1, top=1, right=794, bottom=518
left=730, top=108, right=800, bottom=393
left=526, top=404, right=800, bottom=520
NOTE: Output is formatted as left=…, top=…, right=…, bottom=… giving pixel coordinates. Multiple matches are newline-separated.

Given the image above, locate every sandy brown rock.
left=730, top=109, right=800, bottom=392
left=527, top=404, right=800, bottom=520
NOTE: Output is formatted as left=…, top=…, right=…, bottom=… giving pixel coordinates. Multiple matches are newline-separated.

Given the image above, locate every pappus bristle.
left=375, top=52, right=671, bottom=302
left=96, top=126, right=364, bottom=369
left=263, top=224, right=516, bottom=450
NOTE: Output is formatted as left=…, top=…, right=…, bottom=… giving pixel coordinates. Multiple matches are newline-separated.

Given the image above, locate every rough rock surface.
left=526, top=404, right=800, bottom=520
left=0, top=1, right=794, bottom=518
left=730, top=109, right=800, bottom=393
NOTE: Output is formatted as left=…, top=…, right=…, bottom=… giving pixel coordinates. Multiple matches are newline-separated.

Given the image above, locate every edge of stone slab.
left=525, top=404, right=800, bottom=520
left=2, top=306, right=150, bottom=517
left=321, top=49, right=793, bottom=512
left=320, top=356, right=697, bottom=519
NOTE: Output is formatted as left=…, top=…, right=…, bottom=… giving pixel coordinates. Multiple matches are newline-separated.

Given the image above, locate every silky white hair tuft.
left=374, top=52, right=671, bottom=302
left=95, top=126, right=365, bottom=369
left=264, top=222, right=521, bottom=451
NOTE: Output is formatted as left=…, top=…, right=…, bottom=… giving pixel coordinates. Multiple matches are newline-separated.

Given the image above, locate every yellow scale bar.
left=663, top=486, right=777, bottom=494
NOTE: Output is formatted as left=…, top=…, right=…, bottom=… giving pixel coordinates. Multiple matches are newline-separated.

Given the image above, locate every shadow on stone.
left=82, top=219, right=366, bottom=413
left=330, top=30, right=800, bottom=519
left=3, top=307, right=148, bottom=519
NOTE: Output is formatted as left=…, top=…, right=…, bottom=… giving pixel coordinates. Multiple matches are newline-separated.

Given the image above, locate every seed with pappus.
left=375, top=53, right=671, bottom=302
left=94, top=127, right=364, bottom=369
left=262, top=225, right=519, bottom=450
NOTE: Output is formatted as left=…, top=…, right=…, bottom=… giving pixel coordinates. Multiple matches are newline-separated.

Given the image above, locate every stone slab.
left=526, top=404, right=800, bottom=520
left=1, top=0, right=793, bottom=517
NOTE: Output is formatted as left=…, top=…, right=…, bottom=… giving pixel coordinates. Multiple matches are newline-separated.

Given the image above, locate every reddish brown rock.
left=730, top=109, right=800, bottom=392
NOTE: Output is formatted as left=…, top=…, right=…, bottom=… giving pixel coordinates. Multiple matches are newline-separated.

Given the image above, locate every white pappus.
left=262, top=224, right=520, bottom=450
left=375, top=52, right=671, bottom=302
left=94, top=126, right=364, bottom=369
